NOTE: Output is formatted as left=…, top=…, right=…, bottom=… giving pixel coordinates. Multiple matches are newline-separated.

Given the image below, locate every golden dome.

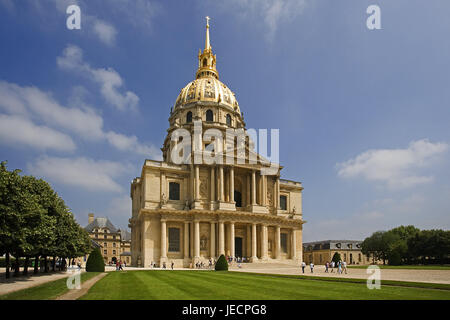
left=174, top=77, right=240, bottom=113
left=173, top=17, right=241, bottom=115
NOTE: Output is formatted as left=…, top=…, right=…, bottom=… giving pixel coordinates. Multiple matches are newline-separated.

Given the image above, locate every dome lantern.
left=196, top=16, right=219, bottom=80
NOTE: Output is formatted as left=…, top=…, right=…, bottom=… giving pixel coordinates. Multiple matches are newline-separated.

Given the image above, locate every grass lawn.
left=0, top=272, right=100, bottom=300
left=80, top=271, right=450, bottom=300
left=348, top=265, right=450, bottom=270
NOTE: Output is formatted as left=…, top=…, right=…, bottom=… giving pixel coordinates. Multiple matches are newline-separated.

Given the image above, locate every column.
left=210, top=167, right=215, bottom=202
left=275, top=226, right=281, bottom=259
left=219, top=166, right=224, bottom=202
left=251, top=170, right=256, bottom=205
left=262, top=175, right=267, bottom=206
left=276, top=177, right=281, bottom=209
left=161, top=172, right=166, bottom=200
left=218, top=221, right=225, bottom=255
left=230, top=167, right=235, bottom=203
left=246, top=225, right=251, bottom=258
left=190, top=221, right=194, bottom=258
left=246, top=174, right=251, bottom=206
left=210, top=222, right=216, bottom=259
left=161, top=220, right=167, bottom=259
left=291, top=229, right=297, bottom=259
left=230, top=222, right=235, bottom=258
left=194, top=221, right=200, bottom=259
left=251, top=223, right=258, bottom=260
left=195, top=165, right=200, bottom=200
left=261, top=224, right=268, bottom=260
left=184, top=222, right=189, bottom=259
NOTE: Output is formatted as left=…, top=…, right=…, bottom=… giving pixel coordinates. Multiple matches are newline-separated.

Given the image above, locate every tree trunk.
left=5, top=252, right=10, bottom=279
left=23, top=257, right=29, bottom=276
left=44, top=256, right=49, bottom=273
left=34, top=255, right=39, bottom=274
left=14, top=255, right=20, bottom=277
left=52, top=256, right=56, bottom=272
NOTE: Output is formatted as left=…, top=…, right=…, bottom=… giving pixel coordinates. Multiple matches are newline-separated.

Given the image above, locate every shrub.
left=332, top=252, right=341, bottom=264
left=86, top=248, right=105, bottom=272
left=215, top=254, right=228, bottom=271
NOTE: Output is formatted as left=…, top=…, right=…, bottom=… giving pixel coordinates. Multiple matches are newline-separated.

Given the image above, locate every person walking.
left=343, top=261, right=347, bottom=274
left=310, top=262, right=314, bottom=273
left=119, top=260, right=124, bottom=271
left=163, top=261, right=166, bottom=269
left=301, top=261, right=306, bottom=274
left=330, top=261, right=335, bottom=273
left=338, top=261, right=342, bottom=274
left=171, top=261, right=174, bottom=270
left=325, top=262, right=329, bottom=273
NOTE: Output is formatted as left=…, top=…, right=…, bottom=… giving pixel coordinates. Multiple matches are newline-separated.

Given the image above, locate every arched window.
left=169, top=182, right=180, bottom=200
left=203, top=58, right=207, bottom=67
left=226, top=114, right=232, bottom=126
left=206, top=109, right=213, bottom=122
left=186, top=111, right=192, bottom=123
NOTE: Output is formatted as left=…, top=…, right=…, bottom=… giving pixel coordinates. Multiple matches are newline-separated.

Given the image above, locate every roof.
left=91, top=239, right=102, bottom=248
left=85, top=217, right=119, bottom=233
left=120, top=230, right=131, bottom=242
left=303, top=240, right=363, bottom=251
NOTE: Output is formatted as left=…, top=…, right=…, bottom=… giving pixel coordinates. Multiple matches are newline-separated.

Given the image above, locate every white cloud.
left=217, top=0, right=308, bottom=41
left=57, top=45, right=139, bottom=111
left=0, top=114, right=76, bottom=152
left=28, top=156, right=127, bottom=193
left=0, top=80, right=159, bottom=158
left=93, top=19, right=117, bottom=46
left=337, top=139, right=448, bottom=189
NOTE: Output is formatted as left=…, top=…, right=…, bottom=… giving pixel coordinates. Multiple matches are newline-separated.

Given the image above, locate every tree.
left=215, top=254, right=228, bottom=271
left=331, top=252, right=341, bottom=264
left=86, top=247, right=105, bottom=272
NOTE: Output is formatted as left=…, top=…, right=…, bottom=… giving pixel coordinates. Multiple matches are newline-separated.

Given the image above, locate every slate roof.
left=85, top=217, right=119, bottom=233
left=120, top=230, right=131, bottom=242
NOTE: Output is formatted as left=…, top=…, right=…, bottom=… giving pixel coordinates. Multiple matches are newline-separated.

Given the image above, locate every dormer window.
left=226, top=114, right=232, bottom=126
left=186, top=111, right=192, bottom=123
left=206, top=109, right=213, bottom=122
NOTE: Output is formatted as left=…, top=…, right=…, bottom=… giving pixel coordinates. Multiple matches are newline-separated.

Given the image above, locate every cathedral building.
left=129, top=18, right=305, bottom=267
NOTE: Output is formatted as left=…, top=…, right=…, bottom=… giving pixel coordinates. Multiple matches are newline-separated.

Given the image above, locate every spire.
left=196, top=16, right=218, bottom=80
left=205, top=16, right=211, bottom=51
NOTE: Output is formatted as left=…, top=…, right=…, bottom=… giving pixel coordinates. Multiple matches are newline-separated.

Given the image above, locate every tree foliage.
left=0, top=161, right=92, bottom=278
left=331, top=252, right=341, bottom=264
left=362, top=225, right=449, bottom=265
left=215, top=254, right=228, bottom=271
left=86, top=247, right=105, bottom=272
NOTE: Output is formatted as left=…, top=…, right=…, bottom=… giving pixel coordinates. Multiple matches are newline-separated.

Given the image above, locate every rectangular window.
left=168, top=228, right=180, bottom=252
left=113, top=250, right=116, bottom=255
left=104, top=250, right=107, bottom=255
left=169, top=182, right=180, bottom=200
left=280, top=233, right=288, bottom=253
left=280, top=195, right=287, bottom=211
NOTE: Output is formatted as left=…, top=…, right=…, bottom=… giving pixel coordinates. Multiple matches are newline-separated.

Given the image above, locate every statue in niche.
left=200, top=236, right=208, bottom=251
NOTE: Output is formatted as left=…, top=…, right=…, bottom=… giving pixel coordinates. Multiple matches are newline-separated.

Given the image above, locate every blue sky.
left=0, top=0, right=449, bottom=241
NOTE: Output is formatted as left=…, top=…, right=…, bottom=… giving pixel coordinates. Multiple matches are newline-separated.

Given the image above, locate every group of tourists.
left=301, top=260, right=348, bottom=274
left=115, top=260, right=125, bottom=271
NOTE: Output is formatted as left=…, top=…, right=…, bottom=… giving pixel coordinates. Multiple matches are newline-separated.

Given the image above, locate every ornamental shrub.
left=215, top=254, right=228, bottom=271
left=86, top=248, right=105, bottom=272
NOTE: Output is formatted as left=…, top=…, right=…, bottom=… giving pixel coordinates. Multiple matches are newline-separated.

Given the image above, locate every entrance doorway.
left=235, top=237, right=243, bottom=258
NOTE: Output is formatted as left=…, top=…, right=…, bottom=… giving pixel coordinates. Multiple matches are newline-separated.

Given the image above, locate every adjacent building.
left=83, top=213, right=132, bottom=265
left=302, top=240, right=374, bottom=265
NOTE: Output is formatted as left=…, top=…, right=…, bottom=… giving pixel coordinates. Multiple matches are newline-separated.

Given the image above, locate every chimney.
left=88, top=213, right=94, bottom=224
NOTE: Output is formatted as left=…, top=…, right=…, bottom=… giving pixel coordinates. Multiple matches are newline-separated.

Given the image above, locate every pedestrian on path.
left=325, top=262, right=329, bottom=273
left=301, top=261, right=306, bottom=273
left=330, top=261, right=335, bottom=273
left=171, top=261, right=174, bottom=270
left=343, top=261, right=347, bottom=274
left=310, top=262, right=314, bottom=273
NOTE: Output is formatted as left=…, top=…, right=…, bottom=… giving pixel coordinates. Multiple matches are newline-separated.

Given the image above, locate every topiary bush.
left=86, top=248, right=105, bottom=272
left=215, top=254, right=228, bottom=271
left=332, top=252, right=341, bottom=264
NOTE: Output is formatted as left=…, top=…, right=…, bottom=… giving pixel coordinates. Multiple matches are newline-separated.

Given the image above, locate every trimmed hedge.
left=215, top=254, right=228, bottom=271
left=86, top=248, right=105, bottom=272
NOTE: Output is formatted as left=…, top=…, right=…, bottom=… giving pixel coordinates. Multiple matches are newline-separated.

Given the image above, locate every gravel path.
left=233, top=264, right=450, bottom=284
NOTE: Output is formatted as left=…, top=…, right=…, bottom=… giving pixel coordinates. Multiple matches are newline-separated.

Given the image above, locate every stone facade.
left=302, top=240, right=376, bottom=265
left=129, top=19, right=305, bottom=268
left=83, top=213, right=132, bottom=265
